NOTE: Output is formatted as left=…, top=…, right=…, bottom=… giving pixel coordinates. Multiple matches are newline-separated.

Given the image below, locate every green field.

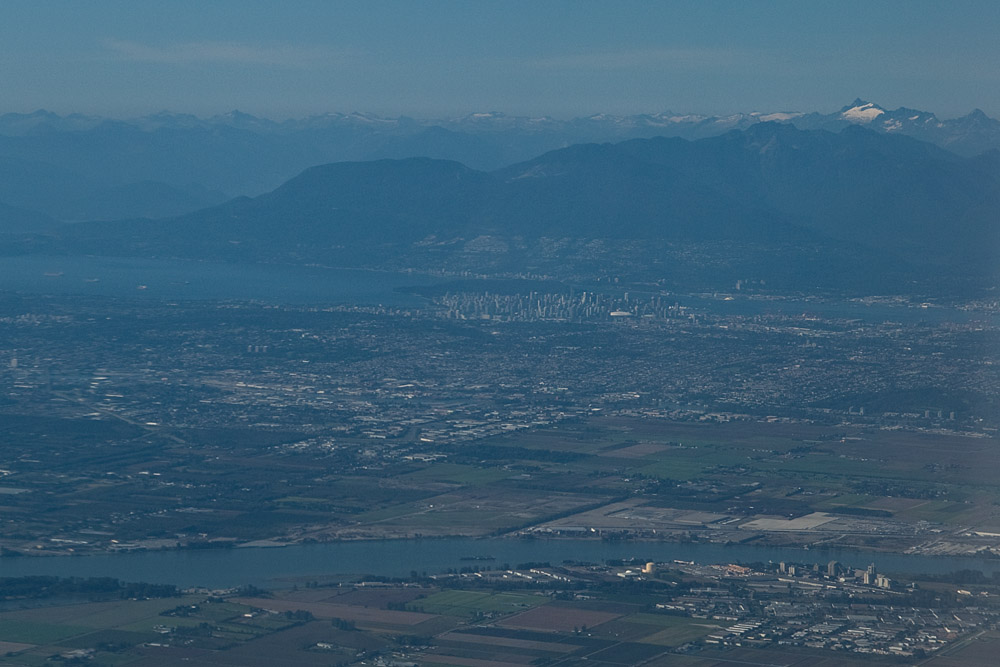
left=409, top=590, right=546, bottom=617
left=54, top=628, right=160, bottom=648
left=400, top=463, right=512, bottom=486
left=636, top=616, right=722, bottom=646
left=0, top=620, right=89, bottom=645
left=0, top=595, right=283, bottom=666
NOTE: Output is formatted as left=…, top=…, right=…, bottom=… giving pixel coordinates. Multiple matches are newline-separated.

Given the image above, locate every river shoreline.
left=3, top=535, right=1000, bottom=590
left=3, top=528, right=991, bottom=562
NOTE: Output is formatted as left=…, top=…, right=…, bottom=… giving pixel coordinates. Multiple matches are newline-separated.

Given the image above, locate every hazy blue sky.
left=3, top=0, right=1000, bottom=119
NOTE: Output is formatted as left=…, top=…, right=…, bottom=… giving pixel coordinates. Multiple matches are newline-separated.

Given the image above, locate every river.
left=1, top=539, right=998, bottom=589
left=0, top=255, right=439, bottom=306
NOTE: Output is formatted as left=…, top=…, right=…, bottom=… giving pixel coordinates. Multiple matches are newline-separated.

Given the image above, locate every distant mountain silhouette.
left=0, top=200, right=59, bottom=234
left=20, top=123, right=1000, bottom=291
left=0, top=154, right=228, bottom=222
left=2, top=100, right=999, bottom=214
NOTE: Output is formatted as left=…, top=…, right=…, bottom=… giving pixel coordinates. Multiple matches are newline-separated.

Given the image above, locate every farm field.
left=3, top=563, right=996, bottom=666
left=2, top=408, right=997, bottom=556
left=268, top=416, right=1000, bottom=555
left=480, top=417, right=1000, bottom=552
left=406, top=590, right=545, bottom=617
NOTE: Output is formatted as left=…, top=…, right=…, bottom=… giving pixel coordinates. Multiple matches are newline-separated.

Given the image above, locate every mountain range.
left=0, top=100, right=999, bottom=226
left=17, top=121, right=998, bottom=294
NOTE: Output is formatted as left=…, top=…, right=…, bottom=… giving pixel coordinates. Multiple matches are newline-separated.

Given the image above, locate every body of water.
left=0, top=255, right=439, bottom=306
left=1, top=539, right=997, bottom=589
left=680, top=295, right=997, bottom=325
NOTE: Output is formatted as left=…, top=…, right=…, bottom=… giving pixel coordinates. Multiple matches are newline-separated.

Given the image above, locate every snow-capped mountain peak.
left=841, top=100, right=885, bottom=123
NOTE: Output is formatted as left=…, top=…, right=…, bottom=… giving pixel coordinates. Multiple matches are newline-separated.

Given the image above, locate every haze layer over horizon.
left=2, top=0, right=999, bottom=119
